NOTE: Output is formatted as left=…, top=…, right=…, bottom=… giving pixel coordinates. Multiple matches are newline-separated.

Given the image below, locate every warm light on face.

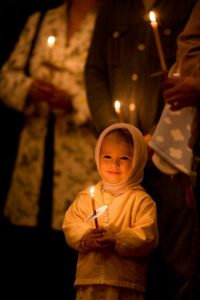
left=47, top=35, right=56, bottom=48
left=99, top=134, right=133, bottom=184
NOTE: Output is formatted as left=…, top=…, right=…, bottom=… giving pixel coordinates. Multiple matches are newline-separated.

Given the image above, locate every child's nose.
left=111, top=158, right=120, bottom=167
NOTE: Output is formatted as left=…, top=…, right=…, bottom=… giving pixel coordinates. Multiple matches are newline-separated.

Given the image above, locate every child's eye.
left=103, top=155, right=112, bottom=159
left=120, top=156, right=129, bottom=160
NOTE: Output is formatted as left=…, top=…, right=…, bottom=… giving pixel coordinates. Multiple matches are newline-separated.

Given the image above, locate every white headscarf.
left=95, top=123, right=147, bottom=196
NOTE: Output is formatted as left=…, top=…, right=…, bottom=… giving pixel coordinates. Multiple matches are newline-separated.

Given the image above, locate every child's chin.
left=107, top=178, right=121, bottom=184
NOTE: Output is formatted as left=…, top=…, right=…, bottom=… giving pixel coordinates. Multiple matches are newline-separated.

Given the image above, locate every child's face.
left=99, top=134, right=133, bottom=184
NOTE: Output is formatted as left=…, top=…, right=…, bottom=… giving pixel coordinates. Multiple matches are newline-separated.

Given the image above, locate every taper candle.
left=90, top=186, right=99, bottom=229
left=149, top=11, right=167, bottom=72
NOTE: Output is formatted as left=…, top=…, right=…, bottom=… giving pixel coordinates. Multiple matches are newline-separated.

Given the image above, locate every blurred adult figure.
left=85, top=1, right=197, bottom=299
left=163, top=0, right=200, bottom=203
left=0, top=0, right=101, bottom=298
left=163, top=2, right=200, bottom=298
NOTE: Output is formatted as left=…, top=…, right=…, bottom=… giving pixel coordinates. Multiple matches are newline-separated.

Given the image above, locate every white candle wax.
left=149, top=11, right=167, bottom=72
left=90, top=186, right=99, bottom=228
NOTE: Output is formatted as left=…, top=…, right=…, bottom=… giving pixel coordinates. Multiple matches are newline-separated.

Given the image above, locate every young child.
left=62, top=123, right=158, bottom=300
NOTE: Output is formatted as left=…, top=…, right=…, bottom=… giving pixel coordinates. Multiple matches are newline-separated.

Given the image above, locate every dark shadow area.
left=0, top=2, right=77, bottom=299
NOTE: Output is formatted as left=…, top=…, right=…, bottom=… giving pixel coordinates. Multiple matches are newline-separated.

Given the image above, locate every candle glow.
left=129, top=102, right=136, bottom=112
left=149, top=11, right=156, bottom=24
left=149, top=11, right=167, bottom=72
left=114, top=100, right=123, bottom=122
left=129, top=102, right=136, bottom=124
left=114, top=100, right=121, bottom=113
left=47, top=35, right=56, bottom=48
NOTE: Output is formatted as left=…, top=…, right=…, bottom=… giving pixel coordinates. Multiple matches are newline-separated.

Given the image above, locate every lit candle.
left=90, top=186, right=99, bottom=229
left=129, top=102, right=136, bottom=124
left=46, top=36, right=56, bottom=80
left=149, top=11, right=167, bottom=72
left=47, top=35, right=56, bottom=60
left=47, top=35, right=56, bottom=49
left=114, top=100, right=123, bottom=122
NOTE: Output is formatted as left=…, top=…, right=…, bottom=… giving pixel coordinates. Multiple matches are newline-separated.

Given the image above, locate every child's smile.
left=99, top=134, right=133, bottom=184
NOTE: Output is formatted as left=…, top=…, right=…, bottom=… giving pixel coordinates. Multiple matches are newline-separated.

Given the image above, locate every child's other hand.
left=96, top=228, right=116, bottom=249
left=81, top=228, right=105, bottom=251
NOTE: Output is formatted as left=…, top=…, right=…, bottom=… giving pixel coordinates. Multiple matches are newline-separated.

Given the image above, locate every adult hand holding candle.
left=90, top=186, right=99, bottom=229
left=149, top=11, right=167, bottom=73
left=114, top=100, right=123, bottom=122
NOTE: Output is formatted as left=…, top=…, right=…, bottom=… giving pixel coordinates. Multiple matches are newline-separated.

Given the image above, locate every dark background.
left=0, top=0, right=63, bottom=65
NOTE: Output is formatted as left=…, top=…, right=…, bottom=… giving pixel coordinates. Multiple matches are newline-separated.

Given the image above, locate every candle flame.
left=129, top=103, right=136, bottom=112
left=47, top=36, right=56, bottom=48
left=149, top=11, right=156, bottom=22
left=114, top=100, right=121, bottom=112
left=90, top=186, right=95, bottom=197
left=171, top=72, right=180, bottom=78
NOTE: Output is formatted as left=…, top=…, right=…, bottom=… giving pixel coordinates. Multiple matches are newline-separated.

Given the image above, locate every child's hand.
left=81, top=228, right=106, bottom=251
left=96, top=228, right=116, bottom=249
